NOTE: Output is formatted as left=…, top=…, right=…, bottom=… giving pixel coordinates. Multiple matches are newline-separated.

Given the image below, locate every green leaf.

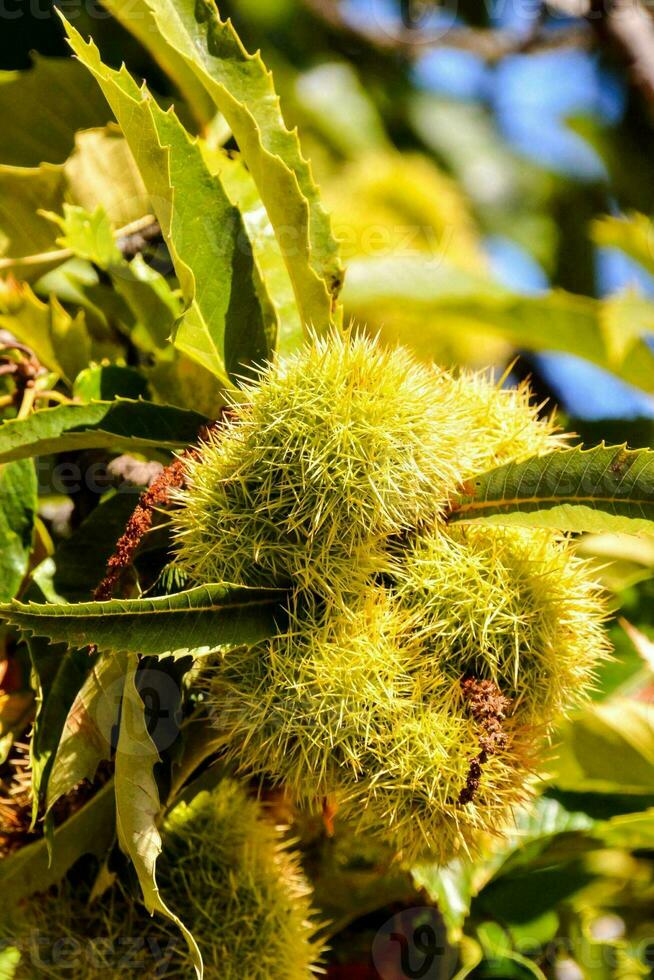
left=206, top=149, right=302, bottom=355
left=487, top=798, right=596, bottom=879
left=600, top=806, right=654, bottom=850
left=146, top=350, right=226, bottom=420
left=0, top=780, right=115, bottom=904
left=448, top=445, right=654, bottom=536
left=0, top=460, right=37, bottom=602
left=569, top=416, right=654, bottom=451
left=115, top=658, right=202, bottom=977
left=552, top=699, right=654, bottom=795
left=28, top=639, right=96, bottom=821
left=411, top=859, right=476, bottom=940
left=28, top=493, right=143, bottom=812
left=112, top=253, right=181, bottom=352
left=120, top=0, right=343, bottom=332
left=73, top=365, right=150, bottom=402
left=63, top=22, right=272, bottom=384
left=0, top=583, right=285, bottom=656
left=0, top=399, right=208, bottom=464
left=0, top=55, right=110, bottom=167
left=0, top=947, right=19, bottom=978
left=45, top=202, right=121, bottom=268
left=413, top=798, right=593, bottom=941
left=0, top=129, right=151, bottom=281
left=475, top=924, right=548, bottom=980
left=48, top=204, right=180, bottom=353
left=168, top=715, right=227, bottom=804
left=37, top=256, right=171, bottom=362
left=94, top=0, right=216, bottom=127
left=342, top=256, right=654, bottom=394
left=599, top=288, right=654, bottom=367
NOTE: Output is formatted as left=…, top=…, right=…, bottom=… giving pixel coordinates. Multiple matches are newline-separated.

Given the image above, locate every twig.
left=0, top=343, right=42, bottom=415
left=0, top=213, right=159, bottom=274
left=116, top=220, right=162, bottom=260
left=302, top=0, right=591, bottom=61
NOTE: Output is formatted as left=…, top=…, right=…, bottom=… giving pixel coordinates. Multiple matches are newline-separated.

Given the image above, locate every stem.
left=33, top=390, right=75, bottom=406
left=17, top=387, right=37, bottom=420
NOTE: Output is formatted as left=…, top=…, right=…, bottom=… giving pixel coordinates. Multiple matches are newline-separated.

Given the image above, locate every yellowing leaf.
left=619, top=618, right=654, bottom=673
left=64, top=127, right=150, bottom=230
left=593, top=212, right=654, bottom=278
left=115, top=660, right=202, bottom=977
left=45, top=652, right=127, bottom=813
left=0, top=164, right=66, bottom=280
left=0, top=278, right=91, bottom=383
left=343, top=256, right=654, bottom=393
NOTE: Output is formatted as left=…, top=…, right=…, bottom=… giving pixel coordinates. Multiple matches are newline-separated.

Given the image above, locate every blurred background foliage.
left=3, top=1, right=654, bottom=978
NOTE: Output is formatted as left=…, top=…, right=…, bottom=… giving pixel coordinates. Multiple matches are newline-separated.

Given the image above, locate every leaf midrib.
left=451, top=494, right=654, bottom=516
left=7, top=596, right=284, bottom=619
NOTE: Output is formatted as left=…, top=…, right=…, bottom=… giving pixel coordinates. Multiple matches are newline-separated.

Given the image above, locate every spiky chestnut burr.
left=394, top=524, right=609, bottom=726
left=171, top=330, right=473, bottom=594
left=1, top=780, right=323, bottom=979
left=207, top=529, right=607, bottom=864
left=171, top=331, right=608, bottom=861
left=158, top=780, right=323, bottom=978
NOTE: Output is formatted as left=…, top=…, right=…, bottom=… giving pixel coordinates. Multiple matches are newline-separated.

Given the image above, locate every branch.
left=302, top=0, right=591, bottom=61
left=586, top=0, right=654, bottom=107
left=305, top=0, right=654, bottom=111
